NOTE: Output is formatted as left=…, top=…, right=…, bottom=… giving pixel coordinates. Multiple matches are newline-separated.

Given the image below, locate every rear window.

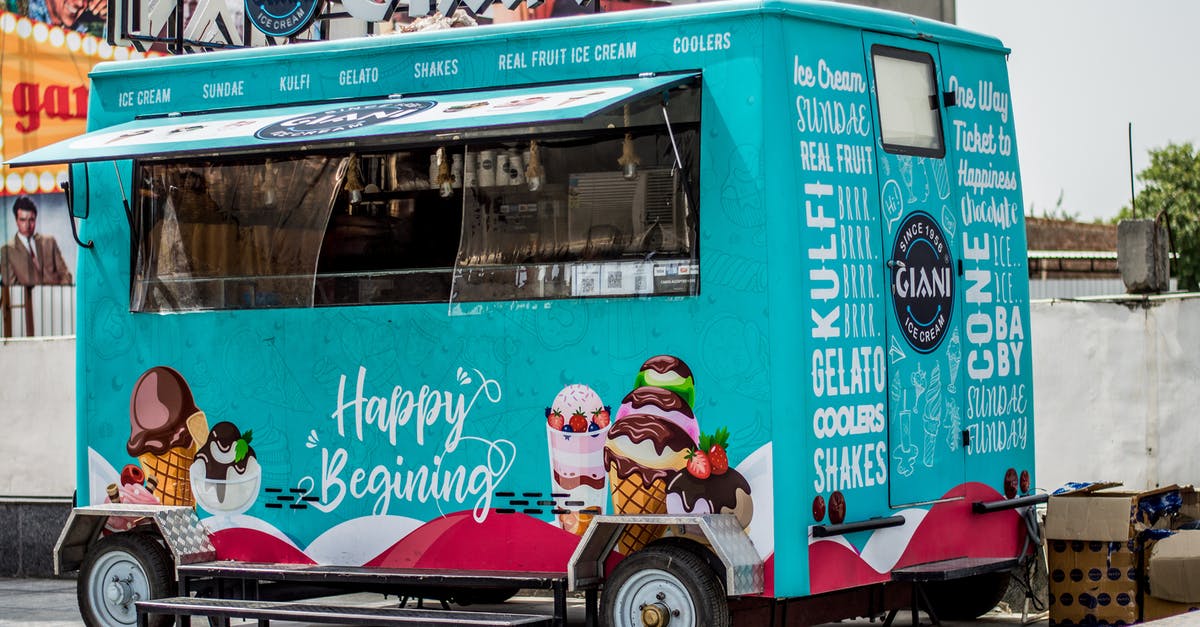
left=872, top=46, right=945, bottom=158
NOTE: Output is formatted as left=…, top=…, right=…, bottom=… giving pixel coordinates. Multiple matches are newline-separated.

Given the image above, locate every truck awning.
left=9, top=72, right=697, bottom=167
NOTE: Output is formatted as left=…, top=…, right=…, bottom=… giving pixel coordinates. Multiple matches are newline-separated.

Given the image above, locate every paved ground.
left=0, top=576, right=1051, bottom=626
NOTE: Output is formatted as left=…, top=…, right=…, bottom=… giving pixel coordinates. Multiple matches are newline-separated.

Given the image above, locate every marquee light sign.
left=108, top=0, right=566, bottom=52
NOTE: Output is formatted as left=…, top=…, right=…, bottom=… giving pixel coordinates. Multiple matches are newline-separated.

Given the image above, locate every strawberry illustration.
left=685, top=448, right=711, bottom=479
left=547, top=409, right=565, bottom=430
left=705, top=427, right=730, bottom=475
left=593, top=406, right=612, bottom=428
left=569, top=410, right=588, bottom=433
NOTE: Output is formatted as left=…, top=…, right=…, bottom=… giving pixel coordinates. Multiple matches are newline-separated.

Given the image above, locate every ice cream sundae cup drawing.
left=190, top=421, right=261, bottom=518
left=545, top=384, right=610, bottom=535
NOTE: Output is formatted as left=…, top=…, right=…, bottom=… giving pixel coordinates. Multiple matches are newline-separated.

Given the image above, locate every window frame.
left=870, top=44, right=946, bottom=159
left=125, top=88, right=702, bottom=313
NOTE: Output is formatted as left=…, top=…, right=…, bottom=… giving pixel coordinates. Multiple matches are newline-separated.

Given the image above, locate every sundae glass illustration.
left=545, top=384, right=611, bottom=535
left=189, top=421, right=261, bottom=519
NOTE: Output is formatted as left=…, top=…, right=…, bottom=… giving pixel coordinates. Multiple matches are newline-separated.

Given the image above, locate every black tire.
left=924, top=570, right=1012, bottom=620
left=452, top=587, right=522, bottom=606
left=648, top=537, right=727, bottom=584
left=78, top=532, right=176, bottom=627
left=602, top=544, right=730, bottom=627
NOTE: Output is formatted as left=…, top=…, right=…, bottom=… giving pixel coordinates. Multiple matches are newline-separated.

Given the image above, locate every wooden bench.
left=882, top=556, right=1020, bottom=627
left=136, top=596, right=553, bottom=627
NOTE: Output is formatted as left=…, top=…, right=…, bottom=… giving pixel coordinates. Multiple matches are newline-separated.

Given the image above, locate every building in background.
left=491, top=0, right=953, bottom=25
left=1026, top=217, right=1129, bottom=299
left=0, top=14, right=157, bottom=337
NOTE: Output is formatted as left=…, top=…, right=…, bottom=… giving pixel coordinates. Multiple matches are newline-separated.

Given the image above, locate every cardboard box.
left=1146, top=530, right=1200, bottom=603
left=1044, top=483, right=1185, bottom=626
left=1142, top=594, right=1200, bottom=622
left=1046, top=538, right=1140, bottom=626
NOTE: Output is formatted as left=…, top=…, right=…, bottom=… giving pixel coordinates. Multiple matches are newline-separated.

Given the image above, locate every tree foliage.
left=1117, top=142, right=1200, bottom=291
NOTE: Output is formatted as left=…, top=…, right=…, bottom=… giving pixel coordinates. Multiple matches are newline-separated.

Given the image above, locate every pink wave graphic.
left=209, top=510, right=772, bottom=596
left=210, top=527, right=315, bottom=564
left=809, top=482, right=1025, bottom=593
left=366, top=511, right=588, bottom=571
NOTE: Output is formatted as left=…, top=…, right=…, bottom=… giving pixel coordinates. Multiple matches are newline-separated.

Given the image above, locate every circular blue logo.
left=890, top=211, right=954, bottom=353
left=246, top=0, right=323, bottom=37
left=256, top=101, right=436, bottom=140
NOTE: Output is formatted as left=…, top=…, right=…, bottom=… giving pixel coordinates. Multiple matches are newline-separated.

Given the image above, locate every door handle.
left=887, top=260, right=906, bottom=269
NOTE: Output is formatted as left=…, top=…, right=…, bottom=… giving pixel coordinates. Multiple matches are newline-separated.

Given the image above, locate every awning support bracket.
left=60, top=173, right=93, bottom=250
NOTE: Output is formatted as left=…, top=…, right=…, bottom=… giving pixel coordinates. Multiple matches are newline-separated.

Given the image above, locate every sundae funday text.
left=303, top=366, right=515, bottom=520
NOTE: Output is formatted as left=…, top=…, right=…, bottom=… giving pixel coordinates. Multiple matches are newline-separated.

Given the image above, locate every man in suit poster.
left=2, top=195, right=72, bottom=286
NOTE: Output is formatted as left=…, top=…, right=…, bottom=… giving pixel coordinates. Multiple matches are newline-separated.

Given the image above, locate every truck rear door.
left=861, top=33, right=966, bottom=507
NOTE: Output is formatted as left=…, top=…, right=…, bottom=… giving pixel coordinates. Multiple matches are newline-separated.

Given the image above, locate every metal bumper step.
left=889, top=556, right=1020, bottom=582
left=137, top=596, right=553, bottom=627
left=177, top=561, right=567, bottom=590
left=883, top=557, right=1021, bottom=627
left=175, top=561, right=590, bottom=627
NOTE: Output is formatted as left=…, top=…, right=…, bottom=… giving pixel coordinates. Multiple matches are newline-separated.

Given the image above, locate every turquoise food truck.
left=13, top=1, right=1040, bottom=625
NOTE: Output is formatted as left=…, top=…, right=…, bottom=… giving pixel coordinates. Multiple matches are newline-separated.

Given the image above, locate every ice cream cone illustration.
left=609, top=468, right=669, bottom=553
left=127, top=367, right=201, bottom=507
left=137, top=445, right=195, bottom=506
left=604, top=414, right=693, bottom=554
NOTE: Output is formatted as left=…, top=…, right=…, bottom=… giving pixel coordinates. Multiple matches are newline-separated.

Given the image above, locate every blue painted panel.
left=62, top=0, right=1030, bottom=601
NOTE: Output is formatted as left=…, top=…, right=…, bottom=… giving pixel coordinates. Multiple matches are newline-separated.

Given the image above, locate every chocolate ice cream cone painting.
left=127, top=366, right=200, bottom=507
left=606, top=355, right=757, bottom=552
left=604, top=414, right=693, bottom=553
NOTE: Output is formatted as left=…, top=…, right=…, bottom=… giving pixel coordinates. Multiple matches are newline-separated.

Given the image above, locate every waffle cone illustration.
left=128, top=367, right=203, bottom=508
left=139, top=446, right=195, bottom=506
left=604, top=413, right=693, bottom=554
left=609, top=468, right=668, bottom=553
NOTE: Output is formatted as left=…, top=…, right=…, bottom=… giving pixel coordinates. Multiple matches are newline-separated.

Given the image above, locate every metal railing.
left=1, top=284, right=76, bottom=338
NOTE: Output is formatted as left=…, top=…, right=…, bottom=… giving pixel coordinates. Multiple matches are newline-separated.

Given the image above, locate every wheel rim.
left=611, top=567, right=698, bottom=627
left=87, top=549, right=151, bottom=626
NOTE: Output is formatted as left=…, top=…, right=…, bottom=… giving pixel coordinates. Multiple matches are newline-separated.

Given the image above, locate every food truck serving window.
left=871, top=46, right=945, bottom=158
left=128, top=78, right=700, bottom=312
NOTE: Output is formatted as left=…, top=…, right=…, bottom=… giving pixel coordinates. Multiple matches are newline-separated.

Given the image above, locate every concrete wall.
left=0, top=337, right=74, bottom=577
left=0, top=337, right=75, bottom=498
left=1032, top=294, right=1200, bottom=492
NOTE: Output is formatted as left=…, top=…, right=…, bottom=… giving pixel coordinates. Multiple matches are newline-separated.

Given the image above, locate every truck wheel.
left=602, top=544, right=730, bottom=627
left=924, top=570, right=1011, bottom=620
left=77, top=532, right=176, bottom=627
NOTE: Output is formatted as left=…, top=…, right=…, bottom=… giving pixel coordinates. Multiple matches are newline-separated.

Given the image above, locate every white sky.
left=957, top=0, right=1200, bottom=222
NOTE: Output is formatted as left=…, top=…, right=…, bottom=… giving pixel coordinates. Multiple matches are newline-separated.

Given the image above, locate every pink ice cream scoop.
left=614, top=386, right=700, bottom=444
left=104, top=481, right=163, bottom=532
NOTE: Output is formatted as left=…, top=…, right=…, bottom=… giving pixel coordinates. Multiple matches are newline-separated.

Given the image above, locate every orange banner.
left=0, top=12, right=160, bottom=196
